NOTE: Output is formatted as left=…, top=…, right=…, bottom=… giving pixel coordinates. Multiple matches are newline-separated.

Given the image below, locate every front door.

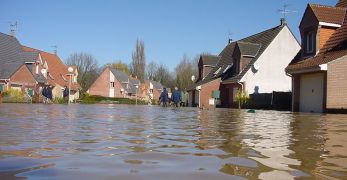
left=299, top=73, right=324, bottom=113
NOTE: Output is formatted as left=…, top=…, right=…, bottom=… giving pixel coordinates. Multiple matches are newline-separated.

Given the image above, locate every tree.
left=105, top=60, right=130, bottom=75
left=65, top=52, right=99, bottom=92
left=130, top=39, right=146, bottom=82
left=155, top=64, right=173, bottom=88
left=174, top=54, right=197, bottom=90
left=146, top=61, right=158, bottom=80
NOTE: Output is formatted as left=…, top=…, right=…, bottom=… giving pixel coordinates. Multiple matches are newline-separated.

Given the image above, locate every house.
left=197, top=55, right=220, bottom=81
left=87, top=67, right=140, bottom=98
left=189, top=19, right=301, bottom=108
left=286, top=0, right=347, bottom=113
left=0, top=32, right=47, bottom=98
left=144, top=80, right=163, bottom=102
left=22, top=46, right=80, bottom=101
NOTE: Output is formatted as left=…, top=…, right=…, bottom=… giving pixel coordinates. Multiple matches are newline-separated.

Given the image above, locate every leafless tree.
left=155, top=64, right=173, bottom=88
left=146, top=61, right=158, bottom=80
left=174, top=54, right=198, bottom=90
left=130, top=39, right=146, bottom=82
left=65, top=52, right=99, bottom=92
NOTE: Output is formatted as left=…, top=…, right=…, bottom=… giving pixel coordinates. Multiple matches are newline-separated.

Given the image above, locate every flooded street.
left=0, top=104, right=346, bottom=180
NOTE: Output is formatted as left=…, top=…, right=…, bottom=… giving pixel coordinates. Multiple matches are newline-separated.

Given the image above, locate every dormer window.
left=306, top=31, right=315, bottom=53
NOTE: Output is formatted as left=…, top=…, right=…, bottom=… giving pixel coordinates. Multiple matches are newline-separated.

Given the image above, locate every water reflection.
left=0, top=103, right=346, bottom=179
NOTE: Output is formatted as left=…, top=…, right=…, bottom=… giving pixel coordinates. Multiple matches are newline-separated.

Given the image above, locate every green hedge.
left=80, top=93, right=147, bottom=105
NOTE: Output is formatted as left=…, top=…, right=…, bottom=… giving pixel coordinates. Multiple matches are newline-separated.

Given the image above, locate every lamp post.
left=196, top=85, right=201, bottom=108
left=67, top=67, right=74, bottom=104
left=135, top=85, right=139, bottom=105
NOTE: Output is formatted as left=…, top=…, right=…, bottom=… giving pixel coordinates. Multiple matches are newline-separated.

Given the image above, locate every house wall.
left=88, top=68, right=110, bottom=97
left=319, top=26, right=337, bottom=49
left=299, top=6, right=319, bottom=56
left=88, top=68, right=124, bottom=98
left=200, top=78, right=221, bottom=108
left=10, top=65, right=36, bottom=88
left=327, top=56, right=347, bottom=109
left=242, top=26, right=300, bottom=94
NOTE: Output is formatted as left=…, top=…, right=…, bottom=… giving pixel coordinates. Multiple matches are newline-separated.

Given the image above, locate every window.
left=223, top=65, right=232, bottom=73
left=306, top=31, right=315, bottom=53
left=110, top=82, right=115, bottom=88
left=213, top=67, right=222, bottom=76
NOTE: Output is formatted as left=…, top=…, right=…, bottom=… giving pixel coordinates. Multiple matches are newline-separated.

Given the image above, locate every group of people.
left=159, top=87, right=189, bottom=107
left=41, top=85, right=69, bottom=103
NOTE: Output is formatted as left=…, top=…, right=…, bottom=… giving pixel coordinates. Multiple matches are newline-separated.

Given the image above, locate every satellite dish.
left=253, top=63, right=260, bottom=71
left=191, top=75, right=196, bottom=82
left=41, top=68, right=47, bottom=74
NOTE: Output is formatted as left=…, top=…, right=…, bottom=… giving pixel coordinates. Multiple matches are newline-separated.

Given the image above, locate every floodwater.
left=0, top=104, right=347, bottom=180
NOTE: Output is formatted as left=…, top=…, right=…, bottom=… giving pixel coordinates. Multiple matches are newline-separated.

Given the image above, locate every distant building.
left=87, top=67, right=140, bottom=98
left=189, top=19, right=300, bottom=108
left=286, top=0, right=347, bottom=113
left=144, top=80, right=163, bottom=102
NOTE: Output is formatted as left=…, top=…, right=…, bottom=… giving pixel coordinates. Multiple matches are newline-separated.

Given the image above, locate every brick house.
left=0, top=32, right=47, bottom=98
left=87, top=67, right=140, bottom=98
left=286, top=0, right=347, bottom=113
left=189, top=19, right=300, bottom=108
left=22, top=46, right=80, bottom=101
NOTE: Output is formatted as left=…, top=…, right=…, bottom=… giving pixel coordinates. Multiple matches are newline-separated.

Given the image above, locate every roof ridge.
left=22, top=45, right=56, bottom=56
left=309, top=3, right=345, bottom=10
left=238, top=25, right=282, bottom=42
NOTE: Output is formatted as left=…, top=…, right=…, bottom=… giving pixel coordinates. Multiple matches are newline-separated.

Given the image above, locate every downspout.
left=237, top=81, right=244, bottom=93
left=286, top=72, right=294, bottom=112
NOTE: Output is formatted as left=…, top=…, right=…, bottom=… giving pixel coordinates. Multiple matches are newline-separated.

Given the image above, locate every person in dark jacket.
left=42, top=86, right=48, bottom=103
left=159, top=88, right=169, bottom=107
left=172, top=87, right=181, bottom=107
left=47, top=85, right=53, bottom=102
left=63, top=86, right=69, bottom=103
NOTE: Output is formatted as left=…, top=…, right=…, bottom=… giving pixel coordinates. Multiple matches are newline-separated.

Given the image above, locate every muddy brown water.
left=0, top=103, right=346, bottom=179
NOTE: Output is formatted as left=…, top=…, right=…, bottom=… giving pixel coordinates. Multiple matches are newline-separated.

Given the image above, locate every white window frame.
left=110, top=82, right=115, bottom=88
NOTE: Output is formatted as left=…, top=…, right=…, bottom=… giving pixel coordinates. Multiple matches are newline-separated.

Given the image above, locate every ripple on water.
left=0, top=104, right=347, bottom=179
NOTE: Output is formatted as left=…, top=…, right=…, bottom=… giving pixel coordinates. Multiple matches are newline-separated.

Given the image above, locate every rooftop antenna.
left=9, top=21, right=17, bottom=36
left=278, top=3, right=297, bottom=20
left=51, top=45, right=58, bottom=55
left=228, top=31, right=233, bottom=44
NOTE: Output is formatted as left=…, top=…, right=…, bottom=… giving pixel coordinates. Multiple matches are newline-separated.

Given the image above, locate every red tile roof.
left=336, top=0, right=347, bottom=8
left=309, top=4, right=346, bottom=25
left=22, top=46, right=80, bottom=90
left=320, top=13, right=347, bottom=53
left=286, top=49, right=347, bottom=73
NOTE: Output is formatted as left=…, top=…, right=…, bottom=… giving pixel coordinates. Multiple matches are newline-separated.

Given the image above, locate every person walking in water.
left=181, top=88, right=189, bottom=107
left=159, top=87, right=169, bottom=107
left=172, top=87, right=181, bottom=107
left=63, top=86, right=69, bottom=103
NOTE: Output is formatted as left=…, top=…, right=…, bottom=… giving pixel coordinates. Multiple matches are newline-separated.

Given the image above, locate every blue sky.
left=0, top=0, right=335, bottom=71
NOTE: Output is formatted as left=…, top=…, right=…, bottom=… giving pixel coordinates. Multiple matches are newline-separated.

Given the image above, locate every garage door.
left=299, top=73, right=324, bottom=113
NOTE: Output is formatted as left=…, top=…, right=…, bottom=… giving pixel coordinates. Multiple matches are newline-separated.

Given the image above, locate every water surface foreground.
left=0, top=104, right=346, bottom=179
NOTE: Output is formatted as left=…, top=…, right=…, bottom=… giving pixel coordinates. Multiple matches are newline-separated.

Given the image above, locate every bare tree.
left=174, top=54, right=198, bottom=90
left=146, top=61, right=158, bottom=80
left=105, top=60, right=130, bottom=75
left=155, top=64, right=173, bottom=88
left=130, top=39, right=146, bottom=82
left=66, top=52, right=99, bottom=92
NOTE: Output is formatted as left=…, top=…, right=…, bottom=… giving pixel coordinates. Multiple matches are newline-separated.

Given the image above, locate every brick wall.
left=200, top=78, right=221, bottom=108
left=327, top=57, right=347, bottom=109
left=88, top=68, right=125, bottom=98
left=10, top=65, right=36, bottom=87
left=319, top=27, right=336, bottom=49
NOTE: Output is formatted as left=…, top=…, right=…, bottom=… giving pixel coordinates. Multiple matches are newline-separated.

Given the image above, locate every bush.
left=2, top=88, right=30, bottom=103
left=236, top=90, right=250, bottom=109
left=80, top=93, right=147, bottom=105
left=53, top=97, right=66, bottom=104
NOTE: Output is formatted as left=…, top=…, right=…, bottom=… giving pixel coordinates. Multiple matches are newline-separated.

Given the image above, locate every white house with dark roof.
left=189, top=19, right=301, bottom=108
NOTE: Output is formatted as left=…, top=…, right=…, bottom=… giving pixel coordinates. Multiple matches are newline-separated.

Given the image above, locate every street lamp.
left=135, top=85, right=139, bottom=105
left=67, top=66, right=74, bottom=104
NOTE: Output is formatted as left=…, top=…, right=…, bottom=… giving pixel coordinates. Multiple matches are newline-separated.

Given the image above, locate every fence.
left=249, top=91, right=292, bottom=111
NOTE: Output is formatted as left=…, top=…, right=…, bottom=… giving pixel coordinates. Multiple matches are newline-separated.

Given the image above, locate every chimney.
left=280, top=18, right=287, bottom=26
